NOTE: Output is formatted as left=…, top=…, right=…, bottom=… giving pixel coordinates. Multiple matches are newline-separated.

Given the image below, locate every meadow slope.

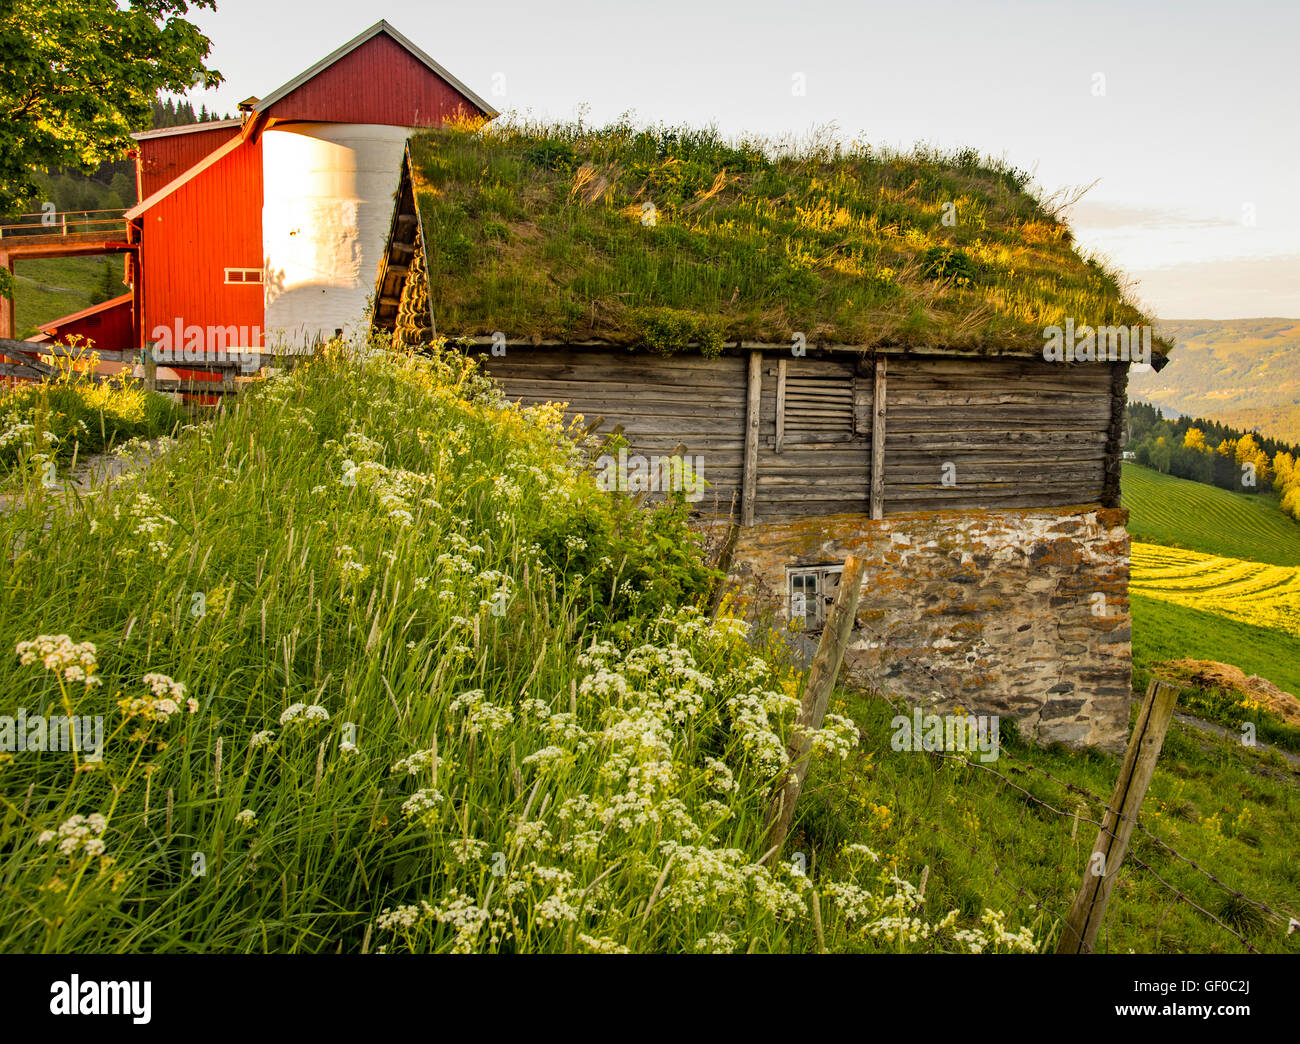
left=0, top=345, right=1041, bottom=954
left=1121, top=462, right=1300, bottom=567
left=1122, top=461, right=1300, bottom=748
left=0, top=353, right=1294, bottom=954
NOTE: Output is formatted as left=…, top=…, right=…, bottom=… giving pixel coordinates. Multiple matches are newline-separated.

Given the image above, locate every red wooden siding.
left=37, top=294, right=135, bottom=352
left=135, top=124, right=243, bottom=201
left=137, top=136, right=264, bottom=352
left=264, top=32, right=489, bottom=126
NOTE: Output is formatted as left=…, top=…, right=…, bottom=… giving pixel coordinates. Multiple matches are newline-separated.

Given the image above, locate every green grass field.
left=812, top=693, right=1300, bottom=954
left=1122, top=460, right=1300, bottom=757
left=1, top=347, right=1293, bottom=954
left=1121, top=461, right=1300, bottom=567
left=10, top=256, right=126, bottom=339
left=1131, top=594, right=1300, bottom=702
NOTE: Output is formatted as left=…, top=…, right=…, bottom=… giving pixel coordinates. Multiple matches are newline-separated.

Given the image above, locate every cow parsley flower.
left=39, top=812, right=108, bottom=858
left=391, top=749, right=441, bottom=776
left=401, top=788, right=445, bottom=821
left=142, top=673, right=187, bottom=701
left=449, top=690, right=513, bottom=734
left=279, top=703, right=330, bottom=728
left=15, top=634, right=101, bottom=688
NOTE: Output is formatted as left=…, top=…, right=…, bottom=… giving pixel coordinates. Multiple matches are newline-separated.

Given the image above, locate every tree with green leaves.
left=0, top=0, right=223, bottom=218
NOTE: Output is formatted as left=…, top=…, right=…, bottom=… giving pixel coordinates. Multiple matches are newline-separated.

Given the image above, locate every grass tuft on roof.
left=410, top=117, right=1164, bottom=355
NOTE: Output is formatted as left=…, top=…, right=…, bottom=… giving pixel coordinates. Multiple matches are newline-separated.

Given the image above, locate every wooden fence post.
left=1056, top=677, right=1180, bottom=953
left=142, top=345, right=156, bottom=392
left=740, top=349, right=762, bottom=526
left=762, top=553, right=868, bottom=863
left=869, top=355, right=887, bottom=520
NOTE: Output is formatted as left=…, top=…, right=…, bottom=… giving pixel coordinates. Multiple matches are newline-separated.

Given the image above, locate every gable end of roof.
left=252, top=20, right=498, bottom=120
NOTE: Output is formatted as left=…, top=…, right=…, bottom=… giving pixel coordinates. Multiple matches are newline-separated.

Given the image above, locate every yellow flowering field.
left=1130, top=542, right=1300, bottom=638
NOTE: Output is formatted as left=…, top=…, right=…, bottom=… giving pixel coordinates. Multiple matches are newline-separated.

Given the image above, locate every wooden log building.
left=372, top=123, right=1167, bottom=752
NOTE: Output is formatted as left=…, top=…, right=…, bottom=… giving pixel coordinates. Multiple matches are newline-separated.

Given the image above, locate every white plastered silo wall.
left=262, top=123, right=410, bottom=349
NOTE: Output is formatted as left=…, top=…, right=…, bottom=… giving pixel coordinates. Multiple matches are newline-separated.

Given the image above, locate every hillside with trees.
left=1130, top=319, right=1300, bottom=444
left=1126, top=401, right=1300, bottom=522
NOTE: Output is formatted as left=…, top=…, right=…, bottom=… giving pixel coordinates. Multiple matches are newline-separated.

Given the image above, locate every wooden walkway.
left=0, top=209, right=134, bottom=338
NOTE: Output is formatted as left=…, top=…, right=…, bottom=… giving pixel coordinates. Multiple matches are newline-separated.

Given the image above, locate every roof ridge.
left=252, top=20, right=498, bottom=121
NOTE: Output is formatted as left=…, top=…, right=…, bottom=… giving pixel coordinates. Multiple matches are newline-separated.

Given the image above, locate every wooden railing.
left=0, top=337, right=312, bottom=397
left=0, top=208, right=128, bottom=239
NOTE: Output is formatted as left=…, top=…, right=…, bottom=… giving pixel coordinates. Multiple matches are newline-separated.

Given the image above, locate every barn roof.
left=252, top=20, right=497, bottom=120
left=35, top=293, right=133, bottom=335
left=405, top=122, right=1170, bottom=362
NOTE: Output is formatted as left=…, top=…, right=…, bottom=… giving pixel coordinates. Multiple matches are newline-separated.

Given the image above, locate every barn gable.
left=131, top=120, right=244, bottom=201
left=250, top=20, right=497, bottom=128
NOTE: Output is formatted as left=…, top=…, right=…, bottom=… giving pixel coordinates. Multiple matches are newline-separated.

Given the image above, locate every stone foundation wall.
left=723, top=507, right=1132, bottom=752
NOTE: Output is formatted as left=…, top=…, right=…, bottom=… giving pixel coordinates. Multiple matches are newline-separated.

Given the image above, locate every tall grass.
left=1, top=355, right=183, bottom=477
left=411, top=118, right=1159, bottom=352
left=0, top=341, right=1039, bottom=954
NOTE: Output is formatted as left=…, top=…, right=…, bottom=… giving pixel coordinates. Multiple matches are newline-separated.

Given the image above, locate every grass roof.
left=409, top=119, right=1166, bottom=356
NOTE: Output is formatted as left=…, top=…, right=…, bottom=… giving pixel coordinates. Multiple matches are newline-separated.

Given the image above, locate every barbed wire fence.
left=827, top=614, right=1298, bottom=954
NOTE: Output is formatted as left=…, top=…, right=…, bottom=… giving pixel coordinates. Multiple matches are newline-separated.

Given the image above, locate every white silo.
left=261, top=122, right=411, bottom=349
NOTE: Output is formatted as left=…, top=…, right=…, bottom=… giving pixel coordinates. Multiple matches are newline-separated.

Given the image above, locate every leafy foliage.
left=628, top=306, right=726, bottom=357
left=920, top=245, right=980, bottom=286
left=1, top=348, right=183, bottom=473
left=0, top=0, right=222, bottom=216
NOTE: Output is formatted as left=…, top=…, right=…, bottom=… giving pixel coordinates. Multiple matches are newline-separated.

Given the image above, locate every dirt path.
left=1174, top=711, right=1300, bottom=770
left=0, top=437, right=172, bottom=514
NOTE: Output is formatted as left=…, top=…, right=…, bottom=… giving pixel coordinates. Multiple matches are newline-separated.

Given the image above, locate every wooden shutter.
left=782, top=375, right=857, bottom=445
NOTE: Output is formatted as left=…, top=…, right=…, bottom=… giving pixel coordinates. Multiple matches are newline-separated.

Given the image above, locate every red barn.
left=29, top=294, right=135, bottom=355
left=34, top=20, right=495, bottom=377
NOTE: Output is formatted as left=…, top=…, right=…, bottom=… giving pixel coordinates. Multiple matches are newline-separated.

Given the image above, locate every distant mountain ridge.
left=1131, top=319, right=1300, bottom=443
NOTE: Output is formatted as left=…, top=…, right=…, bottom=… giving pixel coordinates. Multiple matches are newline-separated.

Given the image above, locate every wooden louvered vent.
left=778, top=374, right=858, bottom=446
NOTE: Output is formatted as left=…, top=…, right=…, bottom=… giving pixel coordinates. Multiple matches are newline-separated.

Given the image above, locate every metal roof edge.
left=129, top=118, right=243, bottom=142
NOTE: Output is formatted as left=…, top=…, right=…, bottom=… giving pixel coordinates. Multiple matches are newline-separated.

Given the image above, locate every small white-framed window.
left=224, top=267, right=264, bottom=284
left=787, top=564, right=844, bottom=630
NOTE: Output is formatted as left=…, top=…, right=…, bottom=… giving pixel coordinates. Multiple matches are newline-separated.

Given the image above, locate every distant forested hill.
left=1131, top=319, right=1300, bottom=443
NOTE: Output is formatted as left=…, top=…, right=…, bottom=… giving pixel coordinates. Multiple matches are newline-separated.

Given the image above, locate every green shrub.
left=920, top=245, right=981, bottom=286
left=629, top=306, right=726, bottom=357
left=523, top=139, right=577, bottom=173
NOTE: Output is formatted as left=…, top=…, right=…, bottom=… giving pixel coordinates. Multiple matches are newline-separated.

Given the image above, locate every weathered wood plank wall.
left=883, top=357, right=1112, bottom=510
left=484, top=349, right=748, bottom=515
left=478, top=347, right=1119, bottom=519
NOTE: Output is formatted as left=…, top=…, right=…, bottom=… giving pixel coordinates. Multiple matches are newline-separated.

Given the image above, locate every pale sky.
left=185, top=0, right=1300, bottom=321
